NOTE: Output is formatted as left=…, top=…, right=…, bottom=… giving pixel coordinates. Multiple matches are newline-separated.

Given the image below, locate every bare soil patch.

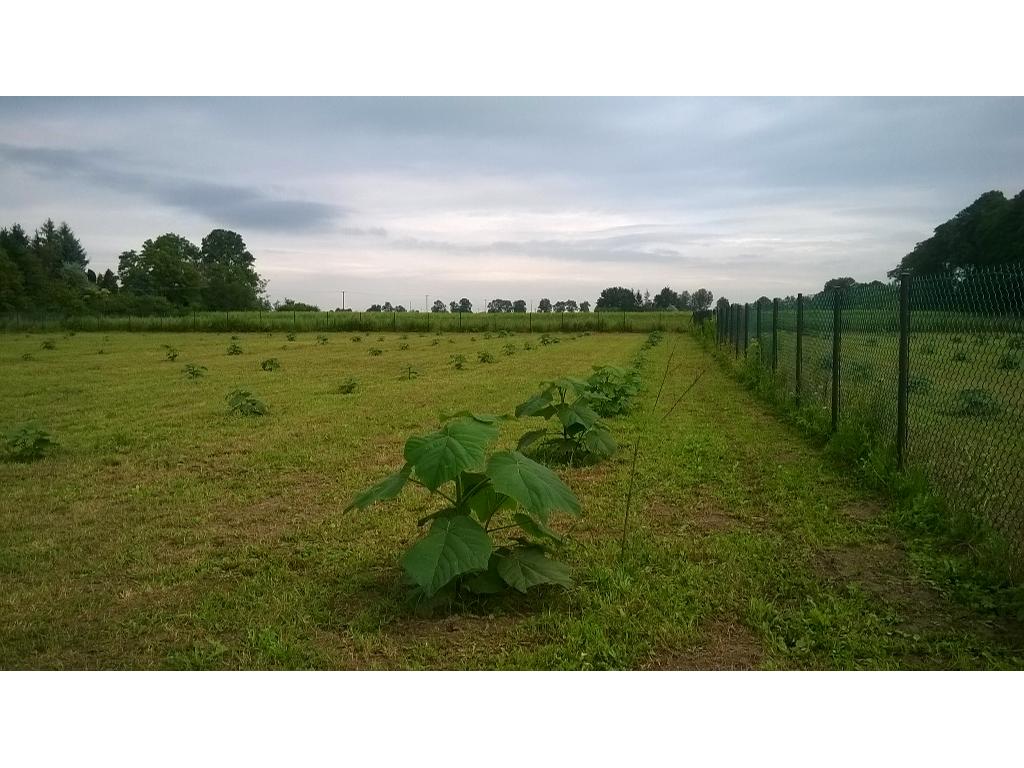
left=644, top=619, right=762, bottom=670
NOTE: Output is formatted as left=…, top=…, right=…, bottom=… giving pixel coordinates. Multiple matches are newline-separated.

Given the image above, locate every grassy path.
left=1, top=329, right=1021, bottom=668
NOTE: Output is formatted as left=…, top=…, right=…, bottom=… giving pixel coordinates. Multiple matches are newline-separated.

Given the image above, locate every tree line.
left=0, top=218, right=267, bottom=315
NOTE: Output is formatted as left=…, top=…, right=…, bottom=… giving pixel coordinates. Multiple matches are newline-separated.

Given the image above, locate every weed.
left=316, top=335, right=329, bottom=345
left=183, top=364, right=208, bottom=380
left=260, top=358, right=281, bottom=372
left=347, top=413, right=579, bottom=600
left=399, top=343, right=410, bottom=351
left=2, top=424, right=55, bottom=462
left=227, top=343, right=243, bottom=355
left=226, top=389, right=268, bottom=416
left=502, top=343, right=517, bottom=356
left=21, top=353, right=34, bottom=361
left=401, top=365, right=419, bottom=381
left=351, top=336, right=362, bottom=343
left=477, top=351, right=496, bottom=364
left=431, top=339, right=440, bottom=346
left=450, top=354, right=467, bottom=370
left=539, top=333, right=558, bottom=346
left=996, top=353, right=1020, bottom=371
left=338, top=378, right=358, bottom=394
left=523, top=341, right=534, bottom=351
left=369, top=348, right=383, bottom=357
left=163, top=345, right=179, bottom=362
left=286, top=332, right=297, bottom=342
left=953, top=388, right=1001, bottom=418
left=41, top=340, right=56, bottom=350
left=516, top=376, right=616, bottom=465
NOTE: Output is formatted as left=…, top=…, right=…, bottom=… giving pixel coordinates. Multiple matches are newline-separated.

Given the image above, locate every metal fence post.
left=771, top=298, right=779, bottom=373
left=896, top=272, right=911, bottom=469
left=756, top=300, right=762, bottom=361
left=796, top=292, right=804, bottom=402
left=830, top=288, right=843, bottom=433
left=743, top=303, right=750, bottom=355
left=734, top=304, right=740, bottom=358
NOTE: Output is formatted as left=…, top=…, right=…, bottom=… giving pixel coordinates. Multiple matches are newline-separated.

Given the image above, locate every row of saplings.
left=347, top=346, right=654, bottom=603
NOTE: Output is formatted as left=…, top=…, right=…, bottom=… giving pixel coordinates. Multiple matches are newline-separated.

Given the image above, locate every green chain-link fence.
left=713, top=263, right=1024, bottom=559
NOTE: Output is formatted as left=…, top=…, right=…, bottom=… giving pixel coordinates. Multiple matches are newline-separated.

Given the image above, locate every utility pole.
left=425, top=294, right=429, bottom=312
left=341, top=291, right=345, bottom=311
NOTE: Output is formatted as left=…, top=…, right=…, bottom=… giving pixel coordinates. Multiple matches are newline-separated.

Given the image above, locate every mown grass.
left=1, top=329, right=1022, bottom=669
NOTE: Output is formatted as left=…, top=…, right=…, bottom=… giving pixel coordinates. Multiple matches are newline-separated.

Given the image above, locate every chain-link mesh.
left=711, top=263, right=1024, bottom=558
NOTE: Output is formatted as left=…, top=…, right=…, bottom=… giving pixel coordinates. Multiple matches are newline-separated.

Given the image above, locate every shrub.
left=41, top=340, right=56, bottom=350
left=953, top=388, right=1001, bottom=418
left=907, top=375, right=932, bottom=394
left=523, top=341, right=534, bottom=351
left=539, top=333, right=558, bottom=346
left=502, top=343, right=517, bottom=356
left=261, top=358, right=281, bottom=371
left=338, top=378, right=358, bottom=394
left=477, top=351, right=495, bottom=364
left=163, top=345, right=179, bottom=361
left=516, top=377, right=616, bottom=465
left=227, top=343, right=243, bottom=355
left=2, top=424, right=54, bottom=462
left=183, top=363, right=207, bottom=380
left=369, top=348, right=383, bottom=357
left=316, top=334, right=329, bottom=345
left=226, top=389, right=268, bottom=416
left=450, top=354, right=467, bottom=370
left=346, top=413, right=579, bottom=599
left=997, top=353, right=1020, bottom=371
left=585, top=365, right=641, bottom=417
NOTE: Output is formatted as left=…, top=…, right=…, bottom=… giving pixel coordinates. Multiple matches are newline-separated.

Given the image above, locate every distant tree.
left=595, top=286, right=641, bottom=312
left=199, top=229, right=265, bottom=311
left=449, top=301, right=458, bottom=313
left=757, top=295, right=771, bottom=306
left=431, top=299, right=448, bottom=313
left=676, top=290, right=691, bottom=310
left=86, top=268, right=97, bottom=284
left=367, top=304, right=382, bottom=312
left=487, top=298, right=514, bottom=313
left=579, top=300, right=591, bottom=312
left=457, top=297, right=473, bottom=313
left=394, top=305, right=407, bottom=313
left=512, top=299, right=527, bottom=313
left=691, top=288, right=714, bottom=311
left=382, top=301, right=394, bottom=312
left=553, top=299, right=578, bottom=313
left=0, top=242, right=25, bottom=311
left=274, top=298, right=321, bottom=312
left=823, top=276, right=857, bottom=292
left=117, top=233, right=203, bottom=307
left=653, top=286, right=679, bottom=310
left=56, top=222, right=88, bottom=268
left=537, top=298, right=552, bottom=313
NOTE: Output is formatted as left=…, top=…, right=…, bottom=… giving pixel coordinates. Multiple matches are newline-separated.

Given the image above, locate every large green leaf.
left=404, top=418, right=499, bottom=491
left=401, top=515, right=493, bottom=597
left=513, top=512, right=563, bottom=544
left=516, top=428, right=549, bottom=453
left=485, top=451, right=581, bottom=522
left=461, top=471, right=513, bottom=525
left=495, top=546, right=572, bottom=593
left=515, top=391, right=554, bottom=418
left=583, top=427, right=617, bottom=457
left=345, top=463, right=412, bottom=511
left=554, top=400, right=600, bottom=430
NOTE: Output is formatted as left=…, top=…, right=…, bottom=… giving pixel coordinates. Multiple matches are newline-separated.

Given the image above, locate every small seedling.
left=316, top=335, right=329, bottom=345
left=227, top=343, right=243, bottom=355
left=431, top=339, right=440, bottom=346
left=450, top=354, right=467, bottom=370
left=400, top=343, right=410, bottom=351
left=226, top=389, right=268, bottom=416
left=338, top=378, right=358, bottom=394
left=2, top=424, right=54, bottom=462
left=260, top=358, right=281, bottom=371
left=523, top=341, right=534, bottom=351
left=41, top=340, right=56, bottom=350
left=502, top=343, right=517, bottom=356
left=351, top=336, right=362, bottom=343
left=369, top=348, right=383, bottom=356
left=286, top=332, right=297, bottom=342
left=997, top=353, right=1020, bottom=371
left=477, top=351, right=495, bottom=363
left=954, top=388, right=1001, bottom=418
left=183, top=363, right=208, bottom=380
left=163, top=345, right=179, bottom=361
left=401, top=365, right=419, bottom=380
left=540, top=334, right=558, bottom=346
left=21, top=353, right=34, bottom=361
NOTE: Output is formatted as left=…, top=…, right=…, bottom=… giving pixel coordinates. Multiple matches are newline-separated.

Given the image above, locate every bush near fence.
left=707, top=263, right=1024, bottom=569
left=0, top=309, right=704, bottom=335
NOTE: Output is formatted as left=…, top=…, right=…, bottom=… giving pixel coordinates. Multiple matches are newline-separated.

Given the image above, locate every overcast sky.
left=1, top=97, right=1021, bottom=308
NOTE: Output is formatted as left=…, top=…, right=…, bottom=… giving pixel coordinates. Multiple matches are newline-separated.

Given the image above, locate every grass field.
left=2, top=328, right=1023, bottom=669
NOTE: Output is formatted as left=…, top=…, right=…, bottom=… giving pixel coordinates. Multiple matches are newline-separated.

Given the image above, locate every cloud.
left=0, top=142, right=341, bottom=233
